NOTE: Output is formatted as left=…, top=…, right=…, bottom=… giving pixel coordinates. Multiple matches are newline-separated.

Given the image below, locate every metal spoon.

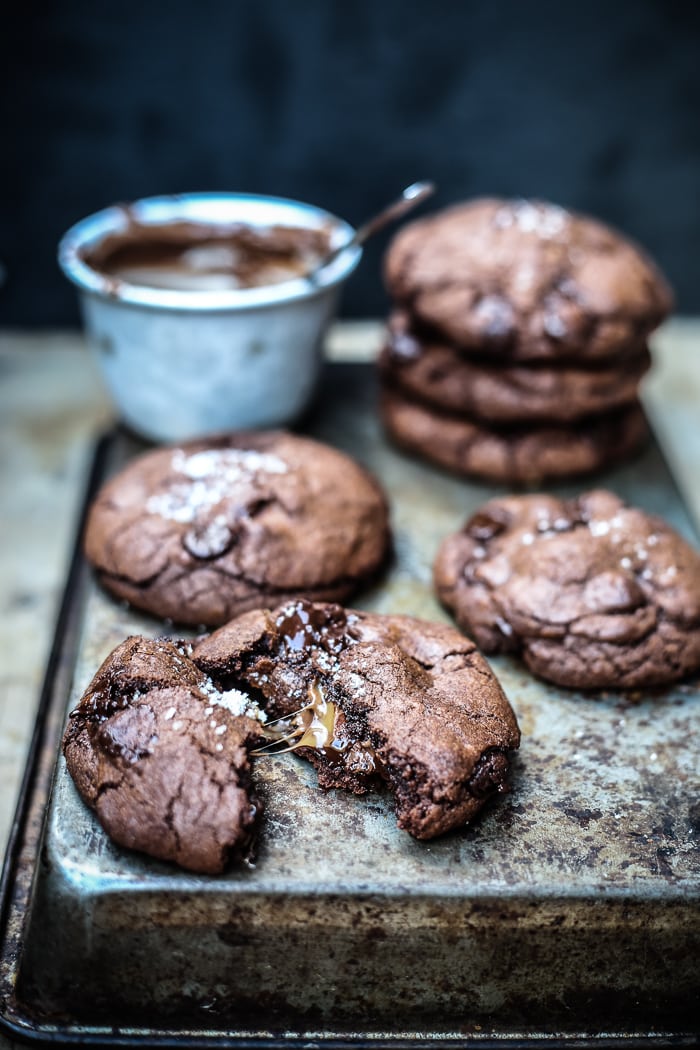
left=309, top=180, right=435, bottom=282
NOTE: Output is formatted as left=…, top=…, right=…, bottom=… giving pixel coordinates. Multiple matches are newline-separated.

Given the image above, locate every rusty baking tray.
left=1, top=363, right=699, bottom=1048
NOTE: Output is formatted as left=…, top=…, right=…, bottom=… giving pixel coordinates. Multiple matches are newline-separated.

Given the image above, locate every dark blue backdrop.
left=2, top=0, right=700, bottom=323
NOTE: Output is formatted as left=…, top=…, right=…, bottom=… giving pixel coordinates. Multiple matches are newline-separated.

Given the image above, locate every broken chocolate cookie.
left=64, top=603, right=520, bottom=864
left=194, top=599, right=521, bottom=840
left=63, top=636, right=266, bottom=873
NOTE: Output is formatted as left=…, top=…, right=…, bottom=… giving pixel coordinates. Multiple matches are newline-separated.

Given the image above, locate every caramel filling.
left=251, top=683, right=378, bottom=772
left=251, top=683, right=343, bottom=755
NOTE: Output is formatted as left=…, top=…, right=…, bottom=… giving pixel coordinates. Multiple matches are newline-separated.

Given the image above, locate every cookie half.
left=85, top=431, right=391, bottom=626
left=381, top=312, right=651, bottom=424
left=385, top=198, right=672, bottom=363
left=381, top=387, right=648, bottom=484
left=63, top=636, right=266, bottom=873
left=194, top=599, right=520, bottom=840
left=434, top=490, right=700, bottom=689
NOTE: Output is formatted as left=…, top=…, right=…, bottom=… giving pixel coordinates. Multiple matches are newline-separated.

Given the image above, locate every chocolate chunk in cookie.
left=194, top=599, right=520, bottom=840
left=381, top=387, right=648, bottom=485
left=381, top=311, right=651, bottom=424
left=84, top=431, right=391, bottom=626
left=63, top=636, right=266, bottom=873
left=385, top=199, right=672, bottom=362
left=435, top=490, right=700, bottom=689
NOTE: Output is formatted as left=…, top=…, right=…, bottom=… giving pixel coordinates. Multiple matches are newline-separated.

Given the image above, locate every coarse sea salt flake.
left=212, top=688, right=251, bottom=715
left=177, top=447, right=288, bottom=480
left=146, top=448, right=289, bottom=523
left=200, top=678, right=268, bottom=723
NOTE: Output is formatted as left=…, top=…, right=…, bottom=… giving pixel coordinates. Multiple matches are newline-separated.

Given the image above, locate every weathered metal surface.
left=3, top=365, right=700, bottom=1044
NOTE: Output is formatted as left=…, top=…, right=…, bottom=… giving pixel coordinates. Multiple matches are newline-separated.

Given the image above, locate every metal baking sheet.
left=1, top=363, right=699, bottom=1047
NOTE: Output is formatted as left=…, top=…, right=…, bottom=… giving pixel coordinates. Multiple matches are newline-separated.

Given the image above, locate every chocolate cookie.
left=435, top=490, right=700, bottom=689
left=382, top=311, right=651, bottom=424
left=64, top=603, right=520, bottom=855
left=381, top=387, right=648, bottom=484
left=194, top=599, right=520, bottom=840
left=63, top=636, right=266, bottom=873
left=385, top=199, right=672, bottom=362
left=84, top=432, right=391, bottom=626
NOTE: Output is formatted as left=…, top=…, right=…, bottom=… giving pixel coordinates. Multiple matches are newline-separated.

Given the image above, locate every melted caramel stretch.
left=251, top=683, right=347, bottom=757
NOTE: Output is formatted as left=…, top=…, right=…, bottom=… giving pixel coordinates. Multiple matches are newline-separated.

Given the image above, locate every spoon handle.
left=353, top=181, right=435, bottom=247
left=309, top=181, right=435, bottom=282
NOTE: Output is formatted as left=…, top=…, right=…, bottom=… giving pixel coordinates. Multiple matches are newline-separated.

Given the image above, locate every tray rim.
left=1, top=403, right=699, bottom=1049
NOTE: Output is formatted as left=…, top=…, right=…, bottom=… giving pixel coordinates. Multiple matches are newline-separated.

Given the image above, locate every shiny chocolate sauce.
left=275, top=600, right=350, bottom=659
left=65, top=687, right=148, bottom=765
left=82, top=217, right=331, bottom=292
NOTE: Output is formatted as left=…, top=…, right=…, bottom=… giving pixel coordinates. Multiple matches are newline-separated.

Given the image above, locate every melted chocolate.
left=66, top=687, right=149, bottom=765
left=68, top=688, right=130, bottom=729
left=82, top=219, right=331, bottom=291
left=275, top=600, right=350, bottom=658
left=467, top=748, right=510, bottom=798
left=466, top=509, right=511, bottom=541
left=98, top=722, right=155, bottom=766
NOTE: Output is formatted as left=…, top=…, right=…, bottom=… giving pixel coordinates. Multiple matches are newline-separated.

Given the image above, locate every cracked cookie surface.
left=381, top=310, right=651, bottom=424
left=63, top=636, right=266, bottom=873
left=84, top=432, right=391, bottom=626
left=434, top=490, right=700, bottom=689
left=382, top=387, right=648, bottom=484
left=194, top=599, right=520, bottom=840
left=384, top=199, right=672, bottom=362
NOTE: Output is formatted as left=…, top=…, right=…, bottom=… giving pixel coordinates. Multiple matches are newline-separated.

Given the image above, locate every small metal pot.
left=58, top=193, right=361, bottom=442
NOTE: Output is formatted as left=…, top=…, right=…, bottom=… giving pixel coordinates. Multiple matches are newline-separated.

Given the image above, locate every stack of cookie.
left=380, top=198, right=673, bottom=484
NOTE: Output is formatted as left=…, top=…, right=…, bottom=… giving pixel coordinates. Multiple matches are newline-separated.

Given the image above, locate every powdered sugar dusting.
left=146, top=447, right=289, bottom=523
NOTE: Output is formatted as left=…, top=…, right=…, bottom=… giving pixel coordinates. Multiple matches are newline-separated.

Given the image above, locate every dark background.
left=2, top=0, right=700, bottom=324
